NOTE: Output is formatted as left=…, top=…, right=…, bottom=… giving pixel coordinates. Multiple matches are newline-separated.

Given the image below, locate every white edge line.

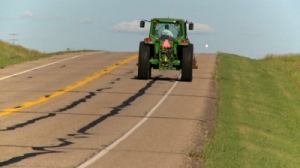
left=0, top=52, right=98, bottom=81
left=77, top=79, right=179, bottom=168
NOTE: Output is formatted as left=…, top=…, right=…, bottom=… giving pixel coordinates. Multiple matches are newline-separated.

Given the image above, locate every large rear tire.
left=138, top=42, right=151, bottom=79
left=181, top=44, right=193, bottom=82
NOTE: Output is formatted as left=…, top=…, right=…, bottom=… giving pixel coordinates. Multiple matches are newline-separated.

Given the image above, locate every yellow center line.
left=0, top=55, right=137, bottom=117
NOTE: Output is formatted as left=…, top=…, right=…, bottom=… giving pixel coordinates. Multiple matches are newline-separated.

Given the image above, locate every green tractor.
left=137, top=18, right=198, bottom=82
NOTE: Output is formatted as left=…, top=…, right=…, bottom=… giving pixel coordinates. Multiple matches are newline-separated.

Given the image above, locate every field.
left=0, top=39, right=95, bottom=68
left=203, top=53, right=300, bottom=168
left=0, top=40, right=42, bottom=68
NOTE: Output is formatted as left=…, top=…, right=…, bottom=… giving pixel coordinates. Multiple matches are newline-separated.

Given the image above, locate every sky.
left=1, top=0, right=300, bottom=58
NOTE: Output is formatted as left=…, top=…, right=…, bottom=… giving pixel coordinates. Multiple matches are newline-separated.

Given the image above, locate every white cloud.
left=112, top=20, right=149, bottom=34
left=47, top=13, right=65, bottom=21
left=21, top=11, right=65, bottom=22
left=191, top=23, right=215, bottom=34
left=79, top=18, right=97, bottom=24
left=21, top=10, right=35, bottom=19
left=244, top=31, right=261, bottom=37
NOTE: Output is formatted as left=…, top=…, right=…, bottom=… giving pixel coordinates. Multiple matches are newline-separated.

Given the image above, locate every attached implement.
left=137, top=18, right=198, bottom=82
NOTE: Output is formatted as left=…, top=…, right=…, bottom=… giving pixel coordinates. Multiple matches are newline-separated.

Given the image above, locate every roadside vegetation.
left=0, top=39, right=41, bottom=68
left=202, top=53, right=300, bottom=168
left=0, top=39, right=96, bottom=68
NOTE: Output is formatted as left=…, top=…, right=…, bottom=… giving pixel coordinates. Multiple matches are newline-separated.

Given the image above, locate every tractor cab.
left=154, top=22, right=180, bottom=40
left=140, top=18, right=193, bottom=41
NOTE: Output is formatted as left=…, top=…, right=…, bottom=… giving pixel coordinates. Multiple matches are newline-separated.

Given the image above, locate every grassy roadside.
left=0, top=40, right=41, bottom=68
left=0, top=39, right=97, bottom=68
left=202, top=53, right=300, bottom=168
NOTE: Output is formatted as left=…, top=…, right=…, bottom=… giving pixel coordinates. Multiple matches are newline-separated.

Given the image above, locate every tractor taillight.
left=145, top=38, right=152, bottom=42
left=181, top=39, right=188, bottom=43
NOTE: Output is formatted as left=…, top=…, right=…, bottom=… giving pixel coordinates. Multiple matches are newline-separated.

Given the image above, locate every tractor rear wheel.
left=138, top=42, right=151, bottom=79
left=181, top=44, right=193, bottom=82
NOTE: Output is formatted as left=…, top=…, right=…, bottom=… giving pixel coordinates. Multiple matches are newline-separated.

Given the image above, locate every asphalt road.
left=0, top=52, right=217, bottom=168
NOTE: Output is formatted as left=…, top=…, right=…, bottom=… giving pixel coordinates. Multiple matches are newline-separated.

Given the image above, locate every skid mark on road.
left=77, top=76, right=160, bottom=134
left=0, top=76, right=161, bottom=167
left=0, top=73, right=141, bottom=166
left=0, top=138, right=73, bottom=167
left=0, top=113, right=56, bottom=131
left=0, top=55, right=137, bottom=117
left=77, top=76, right=180, bottom=168
left=0, top=75, right=175, bottom=167
left=0, top=88, right=110, bottom=131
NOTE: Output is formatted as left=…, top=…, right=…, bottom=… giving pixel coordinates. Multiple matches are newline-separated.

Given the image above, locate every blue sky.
left=0, top=0, right=300, bottom=58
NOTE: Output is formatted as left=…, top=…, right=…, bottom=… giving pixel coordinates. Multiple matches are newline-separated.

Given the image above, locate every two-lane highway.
left=0, top=52, right=217, bottom=168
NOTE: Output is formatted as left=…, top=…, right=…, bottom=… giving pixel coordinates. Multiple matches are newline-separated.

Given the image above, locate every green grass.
left=0, top=39, right=97, bottom=68
left=202, top=53, right=300, bottom=168
left=0, top=40, right=41, bottom=68
left=264, top=53, right=300, bottom=92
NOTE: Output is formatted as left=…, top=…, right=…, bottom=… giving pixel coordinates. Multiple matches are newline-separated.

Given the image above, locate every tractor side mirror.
left=189, top=23, right=194, bottom=30
left=140, top=21, right=145, bottom=28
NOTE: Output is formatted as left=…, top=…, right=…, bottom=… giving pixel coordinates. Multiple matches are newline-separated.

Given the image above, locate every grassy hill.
left=0, top=39, right=96, bottom=68
left=0, top=39, right=42, bottom=68
left=202, top=53, right=300, bottom=168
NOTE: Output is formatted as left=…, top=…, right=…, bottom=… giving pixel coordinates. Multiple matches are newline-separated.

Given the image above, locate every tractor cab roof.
left=151, top=18, right=185, bottom=24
